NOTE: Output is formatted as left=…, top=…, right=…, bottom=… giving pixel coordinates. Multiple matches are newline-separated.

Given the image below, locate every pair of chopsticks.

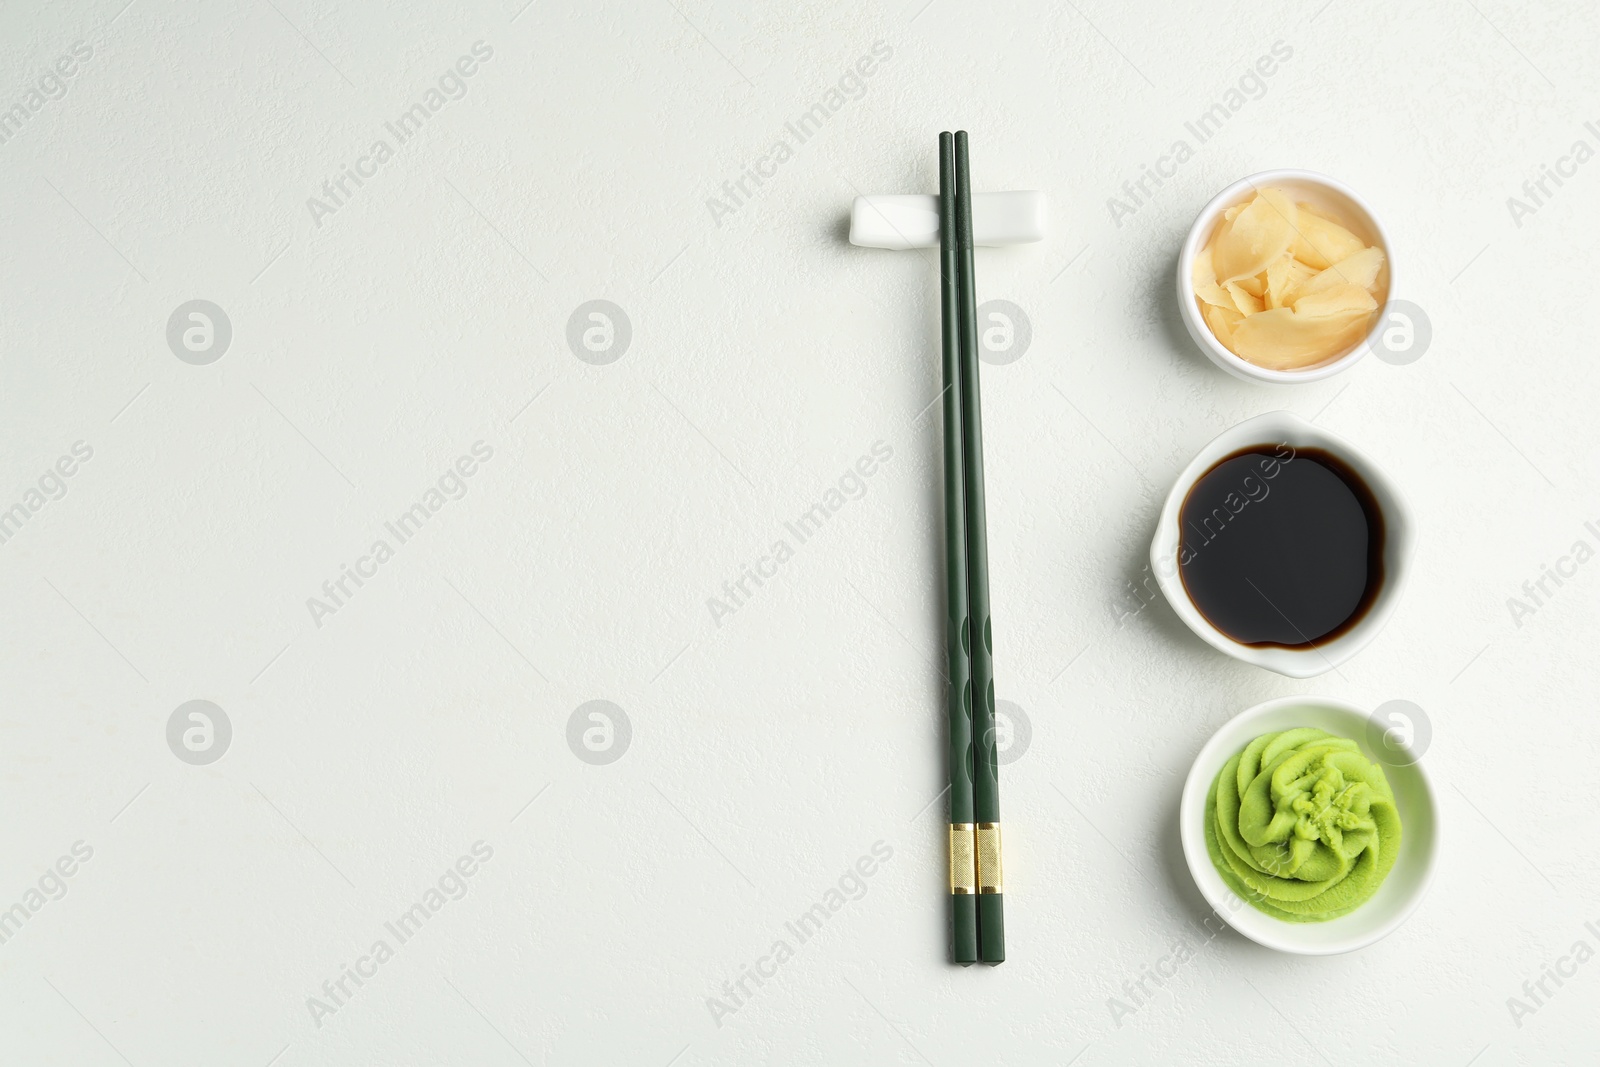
left=939, top=131, right=1004, bottom=965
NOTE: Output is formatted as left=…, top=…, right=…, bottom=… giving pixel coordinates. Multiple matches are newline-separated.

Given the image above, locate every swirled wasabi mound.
left=1205, top=728, right=1401, bottom=922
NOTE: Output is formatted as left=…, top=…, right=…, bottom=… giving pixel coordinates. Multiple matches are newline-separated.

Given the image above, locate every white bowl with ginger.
left=1178, top=170, right=1393, bottom=384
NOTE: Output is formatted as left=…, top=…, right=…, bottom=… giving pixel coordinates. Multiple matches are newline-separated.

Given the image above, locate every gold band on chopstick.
left=949, top=824, right=977, bottom=894
left=975, top=822, right=1003, bottom=894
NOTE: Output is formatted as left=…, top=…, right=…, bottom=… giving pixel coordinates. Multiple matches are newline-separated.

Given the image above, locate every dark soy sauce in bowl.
left=1178, top=445, right=1384, bottom=648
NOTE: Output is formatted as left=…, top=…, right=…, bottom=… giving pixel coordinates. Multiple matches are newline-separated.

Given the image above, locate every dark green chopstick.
left=938, top=132, right=979, bottom=965
left=954, top=130, right=1005, bottom=964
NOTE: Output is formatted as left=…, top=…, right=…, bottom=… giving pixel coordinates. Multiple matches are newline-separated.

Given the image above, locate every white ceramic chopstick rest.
left=849, top=191, right=1046, bottom=249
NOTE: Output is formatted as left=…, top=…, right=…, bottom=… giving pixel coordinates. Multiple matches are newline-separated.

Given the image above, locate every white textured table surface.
left=3, top=1, right=1597, bottom=1064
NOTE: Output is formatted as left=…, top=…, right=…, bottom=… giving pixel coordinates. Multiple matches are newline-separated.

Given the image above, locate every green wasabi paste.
left=1205, top=728, right=1401, bottom=922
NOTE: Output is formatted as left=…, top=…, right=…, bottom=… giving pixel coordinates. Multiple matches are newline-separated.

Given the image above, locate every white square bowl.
left=1148, top=410, right=1415, bottom=677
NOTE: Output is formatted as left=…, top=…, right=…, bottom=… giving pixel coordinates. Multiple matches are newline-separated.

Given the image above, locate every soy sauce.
left=1178, top=445, right=1384, bottom=648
